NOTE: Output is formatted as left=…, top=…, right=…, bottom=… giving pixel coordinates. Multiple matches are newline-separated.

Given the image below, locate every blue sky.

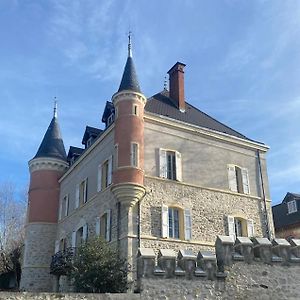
left=0, top=0, right=299, bottom=205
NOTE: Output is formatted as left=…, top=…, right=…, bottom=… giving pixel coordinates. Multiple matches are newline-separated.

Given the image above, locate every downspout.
left=257, top=150, right=271, bottom=239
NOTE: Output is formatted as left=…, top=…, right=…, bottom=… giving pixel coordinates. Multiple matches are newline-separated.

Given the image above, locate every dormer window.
left=86, top=137, right=93, bottom=148
left=107, top=113, right=114, bottom=127
left=287, top=200, right=297, bottom=214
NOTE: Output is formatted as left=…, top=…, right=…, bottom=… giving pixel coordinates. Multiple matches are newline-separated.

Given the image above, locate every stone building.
left=273, top=192, right=300, bottom=239
left=20, top=37, right=274, bottom=292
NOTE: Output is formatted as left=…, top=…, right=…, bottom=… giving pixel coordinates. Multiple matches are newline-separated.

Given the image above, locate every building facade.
left=20, top=39, right=274, bottom=292
left=273, top=192, right=300, bottom=239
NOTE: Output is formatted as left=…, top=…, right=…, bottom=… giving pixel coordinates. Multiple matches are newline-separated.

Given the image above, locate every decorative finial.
left=128, top=31, right=132, bottom=58
left=53, top=97, right=58, bottom=118
left=164, top=76, right=168, bottom=90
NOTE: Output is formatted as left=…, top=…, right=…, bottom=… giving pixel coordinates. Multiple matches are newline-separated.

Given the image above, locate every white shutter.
left=247, top=219, right=254, bottom=237
left=175, top=151, right=182, bottom=181
left=228, top=165, right=238, bottom=192
left=227, top=215, right=236, bottom=239
left=65, top=195, right=69, bottom=217
left=108, top=156, right=112, bottom=185
left=95, top=217, right=100, bottom=236
left=84, top=178, right=88, bottom=203
left=106, top=209, right=111, bottom=242
left=159, top=149, right=167, bottom=178
left=83, top=224, right=88, bottom=241
left=97, top=164, right=102, bottom=192
left=75, top=184, right=80, bottom=208
left=241, top=168, right=250, bottom=194
left=54, top=240, right=59, bottom=253
left=161, top=205, right=169, bottom=238
left=71, top=231, right=76, bottom=248
left=58, top=201, right=62, bottom=220
left=184, top=208, right=192, bottom=240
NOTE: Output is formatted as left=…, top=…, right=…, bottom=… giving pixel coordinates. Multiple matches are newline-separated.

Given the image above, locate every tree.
left=0, top=181, right=26, bottom=287
left=70, top=237, right=128, bottom=293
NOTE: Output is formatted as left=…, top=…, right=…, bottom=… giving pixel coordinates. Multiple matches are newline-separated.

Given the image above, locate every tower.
left=111, top=34, right=147, bottom=278
left=20, top=103, right=68, bottom=291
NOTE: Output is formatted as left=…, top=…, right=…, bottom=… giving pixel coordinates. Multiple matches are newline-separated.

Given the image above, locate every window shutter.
left=75, top=184, right=80, bottom=208
left=228, top=165, right=238, bottom=192
left=184, top=208, right=192, bottom=240
left=108, top=156, right=112, bottom=185
left=97, top=164, right=102, bottom=192
left=58, top=201, right=62, bottom=220
left=241, top=168, right=250, bottom=194
left=65, top=195, right=69, bottom=217
left=54, top=240, right=59, bottom=253
left=95, top=217, right=100, bottom=236
left=159, top=149, right=167, bottom=178
left=83, top=224, right=88, bottom=241
left=161, top=205, right=169, bottom=238
left=175, top=151, right=182, bottom=181
left=247, top=219, right=254, bottom=237
left=84, top=178, right=88, bottom=203
left=227, top=215, right=235, bottom=239
left=106, top=209, right=111, bottom=242
left=71, top=231, right=76, bottom=248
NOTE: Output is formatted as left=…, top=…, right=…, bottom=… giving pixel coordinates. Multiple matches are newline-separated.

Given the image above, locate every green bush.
left=70, top=237, right=128, bottom=293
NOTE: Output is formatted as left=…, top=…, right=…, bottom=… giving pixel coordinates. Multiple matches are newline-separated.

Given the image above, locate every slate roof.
left=272, top=192, right=300, bottom=229
left=82, top=126, right=103, bottom=145
left=67, top=146, right=84, bottom=162
left=118, top=57, right=141, bottom=93
left=34, top=117, right=67, bottom=161
left=145, top=90, right=252, bottom=141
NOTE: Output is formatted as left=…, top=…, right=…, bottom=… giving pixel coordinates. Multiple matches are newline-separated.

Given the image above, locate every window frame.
left=131, top=142, right=139, bottom=167
left=287, top=200, right=297, bottom=214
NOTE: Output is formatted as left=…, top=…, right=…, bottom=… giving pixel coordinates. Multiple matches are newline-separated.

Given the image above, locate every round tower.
left=111, top=34, right=147, bottom=207
left=20, top=103, right=68, bottom=292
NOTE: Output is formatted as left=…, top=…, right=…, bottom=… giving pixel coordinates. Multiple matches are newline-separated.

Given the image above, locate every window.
left=131, top=143, right=138, bottom=167
left=86, top=137, right=93, bottom=148
left=227, top=215, right=254, bottom=239
left=96, top=210, right=111, bottom=242
left=60, top=238, right=67, bottom=252
left=115, top=107, right=118, bottom=119
left=228, top=165, right=250, bottom=194
left=161, top=205, right=191, bottom=240
left=75, top=178, right=88, bottom=208
left=97, top=156, right=112, bottom=192
left=72, top=224, right=88, bottom=248
left=107, top=114, right=114, bottom=126
left=159, top=149, right=182, bottom=181
left=287, top=200, right=297, bottom=214
left=114, top=144, right=118, bottom=170
left=133, top=104, right=138, bottom=116
left=60, top=194, right=69, bottom=219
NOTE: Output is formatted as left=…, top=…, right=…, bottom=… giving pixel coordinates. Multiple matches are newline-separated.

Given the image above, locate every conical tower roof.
left=118, top=33, right=141, bottom=93
left=33, top=104, right=67, bottom=161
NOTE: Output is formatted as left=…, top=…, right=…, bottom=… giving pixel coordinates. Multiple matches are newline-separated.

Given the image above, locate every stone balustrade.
left=137, top=236, right=300, bottom=281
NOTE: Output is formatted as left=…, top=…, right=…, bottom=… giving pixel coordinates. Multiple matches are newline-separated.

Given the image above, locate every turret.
left=20, top=103, right=68, bottom=292
left=111, top=34, right=146, bottom=207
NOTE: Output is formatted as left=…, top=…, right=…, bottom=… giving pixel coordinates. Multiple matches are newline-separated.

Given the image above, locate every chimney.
left=167, top=62, right=186, bottom=112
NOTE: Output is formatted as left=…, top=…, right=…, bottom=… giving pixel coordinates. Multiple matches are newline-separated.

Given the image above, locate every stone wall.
left=137, top=236, right=300, bottom=299
left=141, top=177, right=273, bottom=249
left=0, top=293, right=140, bottom=300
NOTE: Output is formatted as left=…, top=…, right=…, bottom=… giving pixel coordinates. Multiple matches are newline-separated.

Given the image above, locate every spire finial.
left=164, top=76, right=168, bottom=90
left=53, top=97, right=58, bottom=118
left=128, top=31, right=132, bottom=58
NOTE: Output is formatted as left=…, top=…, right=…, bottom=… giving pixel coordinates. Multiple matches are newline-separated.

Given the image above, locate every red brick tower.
left=111, top=35, right=146, bottom=277
left=20, top=103, right=68, bottom=291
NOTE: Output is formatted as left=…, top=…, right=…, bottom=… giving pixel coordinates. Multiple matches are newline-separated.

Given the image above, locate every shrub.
left=70, top=237, right=128, bottom=293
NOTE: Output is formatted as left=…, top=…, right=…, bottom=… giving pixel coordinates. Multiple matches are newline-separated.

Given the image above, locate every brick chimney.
left=167, top=62, right=186, bottom=112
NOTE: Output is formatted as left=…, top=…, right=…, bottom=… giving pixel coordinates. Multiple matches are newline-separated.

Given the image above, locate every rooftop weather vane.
left=164, top=76, right=168, bottom=90
left=53, top=97, right=58, bottom=118
left=128, top=31, right=132, bottom=57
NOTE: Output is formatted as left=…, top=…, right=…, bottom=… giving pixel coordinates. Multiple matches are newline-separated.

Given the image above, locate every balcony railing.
left=50, top=247, right=76, bottom=275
